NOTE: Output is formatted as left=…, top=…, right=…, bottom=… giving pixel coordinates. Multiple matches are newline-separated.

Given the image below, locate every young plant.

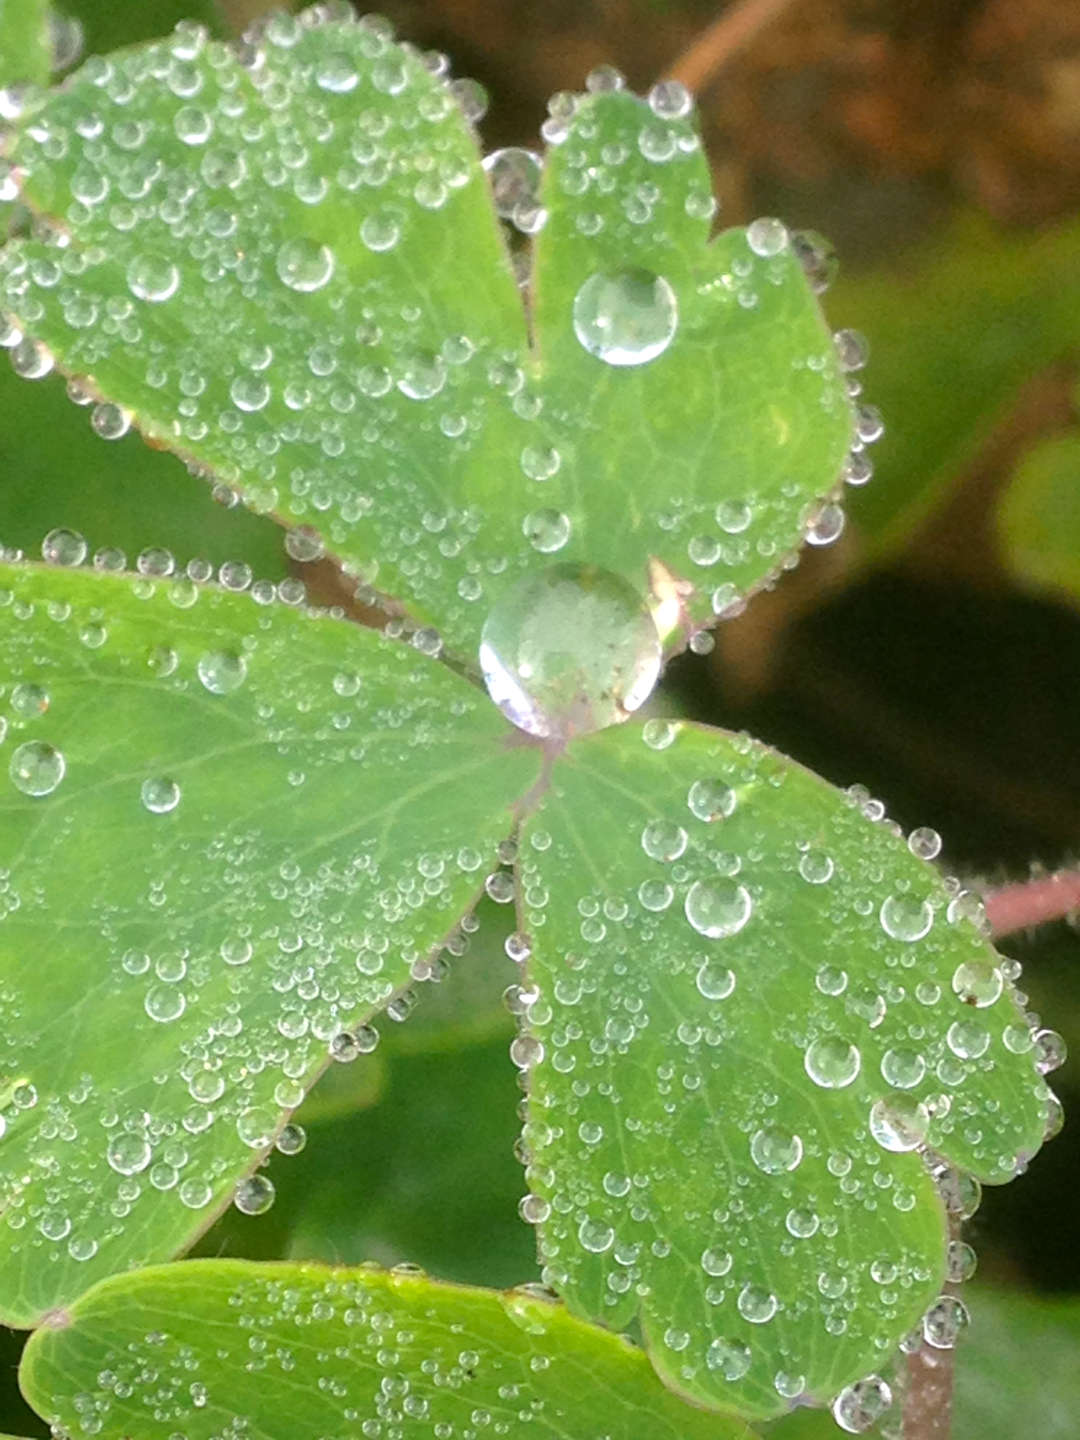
left=0, top=6, right=1063, bottom=1438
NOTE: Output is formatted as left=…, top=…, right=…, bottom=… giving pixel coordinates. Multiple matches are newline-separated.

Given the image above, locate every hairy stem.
left=665, top=0, right=797, bottom=92
left=903, top=1342, right=954, bottom=1440
left=984, top=869, right=1080, bottom=938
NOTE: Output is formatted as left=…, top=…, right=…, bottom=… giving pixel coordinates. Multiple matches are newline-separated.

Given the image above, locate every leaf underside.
left=19, top=1259, right=755, bottom=1440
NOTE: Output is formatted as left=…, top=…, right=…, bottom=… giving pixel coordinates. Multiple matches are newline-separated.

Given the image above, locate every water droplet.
left=746, top=217, right=789, bottom=257
left=922, top=1294, right=969, bottom=1349
left=832, top=1376, right=893, bottom=1433
left=947, top=1019, right=990, bottom=1060
left=479, top=564, right=661, bottom=739
left=881, top=1047, right=926, bottom=1089
left=522, top=508, right=571, bottom=554
left=41, top=527, right=88, bottom=566
left=11, top=682, right=49, bottom=717
left=880, top=893, right=934, bottom=942
left=9, top=741, right=65, bottom=796
left=144, top=985, right=185, bottom=1023
left=737, top=1283, right=778, bottom=1323
left=908, top=825, right=942, bottom=860
left=804, top=1035, right=861, bottom=1088
left=869, top=1094, right=929, bottom=1152
left=106, top=1133, right=151, bottom=1176
left=572, top=269, right=677, bottom=367
left=951, top=960, right=1003, bottom=1008
left=687, top=778, right=736, bottom=822
left=127, top=252, right=180, bottom=303
left=140, top=777, right=181, bottom=814
left=276, top=238, right=334, bottom=292
left=578, top=1216, right=614, bottom=1253
left=1033, top=1028, right=1067, bottom=1074
left=647, top=79, right=692, bottom=119
left=706, top=1337, right=751, bottom=1379
left=641, top=820, right=687, bottom=862
left=483, top=146, right=542, bottom=220
left=234, top=1174, right=276, bottom=1215
left=197, top=650, right=247, bottom=694
left=696, top=960, right=736, bottom=1000
left=798, top=849, right=834, bottom=884
left=750, top=1127, right=803, bottom=1174
left=685, top=879, right=752, bottom=939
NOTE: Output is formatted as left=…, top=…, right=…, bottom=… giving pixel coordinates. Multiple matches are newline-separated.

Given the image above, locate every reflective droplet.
left=140, top=777, right=181, bottom=814
left=127, top=252, right=180, bottom=303
left=881, top=1047, right=926, bottom=1089
left=482, top=146, right=542, bottom=219
left=573, top=269, right=677, bottom=367
left=522, top=507, right=571, bottom=554
left=869, top=1094, right=929, bottom=1152
left=951, top=960, right=1003, bottom=1009
left=832, top=1376, right=893, bottom=1433
left=908, top=825, right=942, bottom=860
left=706, top=1337, right=751, bottom=1379
left=197, top=650, right=247, bottom=694
left=9, top=740, right=65, bottom=796
left=880, top=893, right=934, bottom=942
left=234, top=1174, right=276, bottom=1215
left=804, top=1035, right=861, bottom=1088
left=641, top=820, right=687, bottom=862
left=106, top=1133, right=151, bottom=1176
left=276, top=238, right=334, bottom=292
left=685, top=879, right=752, bottom=939
left=746, top=217, right=788, bottom=257
left=696, top=960, right=736, bottom=1001
left=737, top=1283, right=778, bottom=1323
left=479, top=564, right=661, bottom=739
left=687, top=778, right=736, bottom=822
left=750, top=1127, right=803, bottom=1174
left=947, top=1019, right=990, bottom=1060
left=144, top=985, right=185, bottom=1023
left=41, top=526, right=88, bottom=566
left=922, top=1294, right=969, bottom=1350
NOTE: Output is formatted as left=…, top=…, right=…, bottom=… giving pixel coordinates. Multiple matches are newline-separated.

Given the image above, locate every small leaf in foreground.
left=517, top=721, right=1053, bottom=1418
left=19, top=1259, right=756, bottom=1440
left=0, top=559, right=538, bottom=1325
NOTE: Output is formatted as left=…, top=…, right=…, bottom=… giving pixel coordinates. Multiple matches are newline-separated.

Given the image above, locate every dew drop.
left=687, top=778, right=736, bottom=822
left=696, top=960, right=736, bottom=1001
left=522, top=507, right=571, bottom=554
left=482, top=146, right=542, bottom=220
left=951, top=960, right=1003, bottom=1009
left=641, top=820, right=688, bottom=862
left=832, top=1376, right=893, bottom=1433
left=706, top=1337, right=751, bottom=1379
left=197, top=650, right=247, bottom=695
left=750, top=1127, right=803, bottom=1174
left=804, top=1035, right=860, bottom=1088
left=41, top=526, right=88, bottom=567
left=869, top=1094, right=929, bottom=1152
left=684, top=879, right=752, bottom=939
left=737, top=1283, right=778, bottom=1323
left=106, top=1133, right=151, bottom=1176
left=140, top=777, right=181, bottom=814
left=9, top=740, right=65, bottom=796
left=275, top=238, right=334, bottom=292
left=479, top=564, right=661, bottom=739
left=127, top=252, right=180, bottom=303
left=144, top=985, right=185, bottom=1023
left=880, top=893, right=934, bottom=942
left=234, top=1174, right=276, bottom=1215
left=572, top=269, right=677, bottom=367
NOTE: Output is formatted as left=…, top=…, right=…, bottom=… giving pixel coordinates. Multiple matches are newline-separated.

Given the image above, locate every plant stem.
left=664, top=0, right=797, bottom=92
left=984, top=869, right=1080, bottom=938
left=903, top=1342, right=954, bottom=1440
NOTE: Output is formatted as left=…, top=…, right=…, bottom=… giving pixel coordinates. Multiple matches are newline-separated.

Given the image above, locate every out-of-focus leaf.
left=0, top=363, right=289, bottom=577
left=997, top=431, right=1080, bottom=607
left=832, top=212, right=1080, bottom=554
left=20, top=1260, right=757, bottom=1440
left=0, top=0, right=50, bottom=88
left=65, top=0, right=226, bottom=54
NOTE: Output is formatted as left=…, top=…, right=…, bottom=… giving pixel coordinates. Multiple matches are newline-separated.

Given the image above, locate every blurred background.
left=1, top=0, right=1078, bottom=1435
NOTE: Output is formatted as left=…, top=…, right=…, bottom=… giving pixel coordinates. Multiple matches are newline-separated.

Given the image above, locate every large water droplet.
left=832, top=1376, right=893, bottom=1433
left=197, top=650, right=247, bottom=695
left=572, top=269, right=677, bottom=367
left=482, top=146, right=542, bottom=220
left=804, top=1035, right=861, bottom=1088
left=9, top=740, right=65, bottom=796
left=869, top=1094, right=929, bottom=1152
left=750, top=1127, right=803, bottom=1174
left=275, top=238, right=334, bottom=292
left=479, top=564, right=661, bottom=739
left=706, top=1337, right=751, bottom=1379
left=127, top=251, right=180, bottom=303
left=880, top=893, right=934, bottom=942
left=685, top=879, right=752, bottom=939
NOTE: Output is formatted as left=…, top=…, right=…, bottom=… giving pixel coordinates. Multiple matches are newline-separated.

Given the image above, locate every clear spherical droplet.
left=127, top=251, right=180, bottom=303
left=804, top=1035, right=861, bottom=1088
left=687, top=778, right=736, bottom=822
left=684, top=879, right=752, bottom=939
left=41, top=526, right=88, bottom=566
left=483, top=146, right=542, bottom=219
left=140, top=777, right=181, bottom=814
left=750, top=1127, right=803, bottom=1174
left=234, top=1174, right=276, bottom=1215
left=832, top=1376, right=893, bottom=1433
left=573, top=269, right=677, bottom=367
left=9, top=740, right=65, bottom=796
left=951, top=960, right=1003, bottom=1009
left=869, top=1094, right=929, bottom=1153
left=880, top=893, right=934, bottom=942
left=197, top=650, right=247, bottom=695
left=276, top=238, right=334, bottom=292
left=479, top=564, right=661, bottom=739
left=706, top=1337, right=751, bottom=1379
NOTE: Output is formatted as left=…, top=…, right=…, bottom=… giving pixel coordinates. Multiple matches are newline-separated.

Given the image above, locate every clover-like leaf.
left=0, top=559, right=538, bottom=1325
left=20, top=1258, right=756, bottom=1440
left=0, top=8, right=852, bottom=663
left=515, top=720, right=1052, bottom=1418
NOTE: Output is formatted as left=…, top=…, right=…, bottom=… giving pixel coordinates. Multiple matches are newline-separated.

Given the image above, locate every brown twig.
left=664, top=0, right=798, bottom=93
left=984, top=869, right=1080, bottom=938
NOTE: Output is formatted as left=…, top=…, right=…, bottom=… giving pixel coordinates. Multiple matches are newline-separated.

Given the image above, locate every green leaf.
left=997, top=431, right=1080, bottom=608
left=0, top=0, right=50, bottom=89
left=0, top=362, right=289, bottom=579
left=0, top=559, right=539, bottom=1326
left=64, top=0, right=227, bottom=55
left=832, top=211, right=1080, bottom=556
left=19, top=1258, right=756, bottom=1440
left=1, top=14, right=852, bottom=662
left=517, top=720, right=1051, bottom=1418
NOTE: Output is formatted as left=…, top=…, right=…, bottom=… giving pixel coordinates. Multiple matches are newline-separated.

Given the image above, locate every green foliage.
left=0, top=0, right=50, bottom=89
left=19, top=1260, right=755, bottom=1440
left=0, top=7, right=1062, bottom=1439
left=998, top=430, right=1080, bottom=608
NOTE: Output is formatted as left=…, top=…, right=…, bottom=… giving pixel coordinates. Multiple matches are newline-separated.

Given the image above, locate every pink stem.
left=984, top=870, right=1080, bottom=938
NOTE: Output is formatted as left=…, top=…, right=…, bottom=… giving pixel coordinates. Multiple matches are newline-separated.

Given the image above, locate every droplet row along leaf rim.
left=1, top=8, right=854, bottom=669
left=514, top=719, right=1051, bottom=1419
left=18, top=1258, right=757, bottom=1440
left=0, top=557, right=540, bottom=1326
